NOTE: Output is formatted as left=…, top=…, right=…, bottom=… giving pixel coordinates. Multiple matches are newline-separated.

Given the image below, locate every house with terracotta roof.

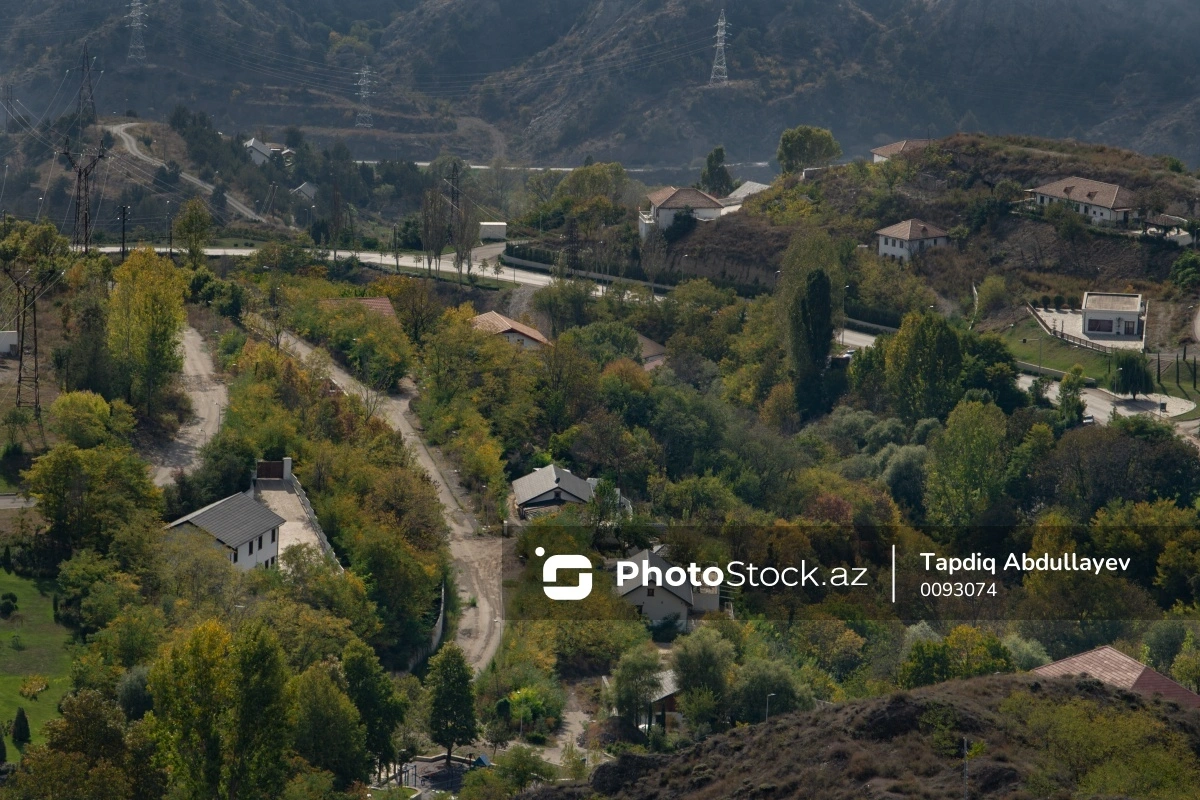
left=638, top=186, right=724, bottom=239
left=1033, top=645, right=1200, bottom=709
left=318, top=296, right=397, bottom=321
left=471, top=310, right=550, bottom=350
left=1029, top=177, right=1139, bottom=226
left=871, top=139, right=932, bottom=164
left=875, top=219, right=949, bottom=261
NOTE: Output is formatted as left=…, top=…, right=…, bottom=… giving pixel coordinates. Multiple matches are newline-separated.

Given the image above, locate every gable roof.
left=870, top=139, right=932, bottom=158
left=319, top=296, right=397, bottom=320
left=875, top=219, right=948, bottom=240
left=167, top=492, right=285, bottom=549
left=727, top=181, right=771, bottom=201
left=652, top=669, right=680, bottom=704
left=617, top=548, right=694, bottom=606
left=243, top=137, right=272, bottom=157
left=471, top=311, right=550, bottom=345
left=291, top=181, right=318, bottom=200
left=512, top=464, right=593, bottom=507
left=1031, top=176, right=1136, bottom=210
left=1033, top=646, right=1200, bottom=709
left=646, top=186, right=724, bottom=211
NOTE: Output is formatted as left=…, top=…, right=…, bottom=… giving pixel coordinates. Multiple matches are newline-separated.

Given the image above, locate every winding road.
left=106, top=123, right=265, bottom=222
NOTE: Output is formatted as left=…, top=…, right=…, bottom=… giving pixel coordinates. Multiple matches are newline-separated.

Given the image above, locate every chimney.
left=283, top=457, right=293, bottom=481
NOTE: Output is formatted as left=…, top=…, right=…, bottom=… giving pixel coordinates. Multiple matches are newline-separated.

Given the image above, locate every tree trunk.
left=446, top=745, right=454, bottom=770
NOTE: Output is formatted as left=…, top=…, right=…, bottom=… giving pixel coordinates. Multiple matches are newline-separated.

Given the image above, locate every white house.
left=290, top=181, right=318, bottom=202
left=1029, top=177, right=1139, bottom=226
left=870, top=138, right=932, bottom=164
left=875, top=219, right=949, bottom=261
left=615, top=548, right=721, bottom=626
left=167, top=492, right=284, bottom=570
left=471, top=310, right=550, bottom=350
left=1081, top=292, right=1144, bottom=337
left=479, top=222, right=507, bottom=241
left=244, top=138, right=273, bottom=166
left=512, top=464, right=593, bottom=519
left=638, top=187, right=724, bottom=239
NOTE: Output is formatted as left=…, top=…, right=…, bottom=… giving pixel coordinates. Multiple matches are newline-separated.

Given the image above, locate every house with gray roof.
left=512, top=464, right=594, bottom=519
left=614, top=548, right=721, bottom=626
left=167, top=492, right=285, bottom=570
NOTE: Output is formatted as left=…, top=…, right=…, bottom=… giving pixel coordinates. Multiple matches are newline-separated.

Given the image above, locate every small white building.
left=1081, top=292, right=1144, bottom=337
left=244, top=138, right=273, bottom=166
left=615, top=548, right=721, bottom=626
left=479, top=222, right=507, bottom=241
left=875, top=219, right=949, bottom=261
left=870, top=139, right=932, bottom=164
left=1029, top=177, right=1139, bottom=226
left=290, top=181, right=318, bottom=202
left=0, top=331, right=17, bottom=357
left=638, top=187, right=724, bottom=239
left=167, top=492, right=284, bottom=570
left=471, top=310, right=550, bottom=350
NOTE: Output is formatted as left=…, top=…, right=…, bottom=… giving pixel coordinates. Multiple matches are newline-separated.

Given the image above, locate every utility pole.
left=61, top=138, right=106, bottom=252
left=709, top=9, right=730, bottom=85
left=2, top=85, right=12, bottom=133
left=355, top=62, right=374, bottom=128
left=78, top=46, right=97, bottom=125
left=331, top=177, right=342, bottom=263
left=119, top=205, right=129, bottom=261
left=3, top=265, right=46, bottom=427
left=127, top=0, right=147, bottom=64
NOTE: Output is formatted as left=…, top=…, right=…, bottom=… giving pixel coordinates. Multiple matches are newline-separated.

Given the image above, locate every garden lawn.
left=1000, top=318, right=1111, bottom=378
left=0, top=570, right=75, bottom=758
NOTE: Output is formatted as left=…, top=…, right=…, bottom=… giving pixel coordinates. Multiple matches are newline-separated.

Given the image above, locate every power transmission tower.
left=61, top=138, right=106, bottom=252
left=355, top=63, right=374, bottom=128
left=127, top=0, right=147, bottom=64
left=78, top=46, right=96, bottom=123
left=709, top=9, right=730, bottom=85
left=2, top=262, right=47, bottom=424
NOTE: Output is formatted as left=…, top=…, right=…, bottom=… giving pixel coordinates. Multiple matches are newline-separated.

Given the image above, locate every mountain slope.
left=4, top=0, right=1200, bottom=166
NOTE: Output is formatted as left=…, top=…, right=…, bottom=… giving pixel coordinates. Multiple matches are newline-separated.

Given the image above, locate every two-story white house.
left=471, top=311, right=550, bottom=350
left=167, top=492, right=285, bottom=570
left=615, top=548, right=721, bottom=626
left=875, top=219, right=949, bottom=261
left=870, top=138, right=932, bottom=164
left=638, top=187, right=724, bottom=239
left=1028, top=177, right=1139, bottom=226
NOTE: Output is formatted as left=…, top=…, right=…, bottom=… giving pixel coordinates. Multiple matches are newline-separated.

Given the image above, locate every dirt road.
left=147, top=327, right=229, bottom=486
left=279, top=331, right=504, bottom=673
left=106, top=123, right=264, bottom=222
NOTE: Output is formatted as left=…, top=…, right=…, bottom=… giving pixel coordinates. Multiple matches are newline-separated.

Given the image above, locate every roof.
left=727, top=181, right=771, bottom=201
left=319, top=297, right=397, bottom=320
left=652, top=670, right=680, bottom=704
left=870, top=139, right=933, bottom=158
left=167, top=492, right=285, bottom=549
left=291, top=181, right=318, bottom=199
left=512, top=464, right=594, bottom=507
left=1033, top=646, right=1200, bottom=709
left=646, top=186, right=724, bottom=211
left=1082, top=292, right=1141, bottom=312
left=243, top=137, right=272, bottom=157
left=638, top=333, right=666, bottom=368
left=1030, top=176, right=1136, bottom=210
left=617, top=548, right=694, bottom=606
left=875, top=219, right=948, bottom=241
left=471, top=311, right=550, bottom=345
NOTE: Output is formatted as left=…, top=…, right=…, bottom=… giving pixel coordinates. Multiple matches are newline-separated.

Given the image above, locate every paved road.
left=278, top=330, right=503, bottom=673
left=106, top=123, right=265, bottom=222
left=146, top=327, right=229, bottom=486
left=0, top=495, right=35, bottom=510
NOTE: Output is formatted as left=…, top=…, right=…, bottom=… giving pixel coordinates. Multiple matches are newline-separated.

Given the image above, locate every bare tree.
left=259, top=278, right=290, bottom=350
left=451, top=194, right=482, bottom=284
left=419, top=188, right=449, bottom=277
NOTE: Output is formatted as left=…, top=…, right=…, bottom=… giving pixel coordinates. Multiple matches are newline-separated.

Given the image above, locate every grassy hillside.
left=532, top=675, right=1200, bottom=800
left=0, top=570, right=75, bottom=757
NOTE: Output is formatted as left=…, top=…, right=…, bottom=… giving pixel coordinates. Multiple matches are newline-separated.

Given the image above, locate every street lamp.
left=765, top=692, right=777, bottom=723
left=842, top=284, right=850, bottom=345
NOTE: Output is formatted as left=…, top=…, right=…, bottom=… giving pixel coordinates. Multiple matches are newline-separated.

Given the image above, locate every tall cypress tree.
left=788, top=268, right=833, bottom=418
left=12, top=707, right=30, bottom=747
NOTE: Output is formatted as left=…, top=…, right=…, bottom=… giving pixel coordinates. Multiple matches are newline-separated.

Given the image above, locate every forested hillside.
left=5, top=0, right=1200, bottom=164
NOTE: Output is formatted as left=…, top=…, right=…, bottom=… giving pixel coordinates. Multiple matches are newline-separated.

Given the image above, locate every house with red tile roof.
left=1033, top=645, right=1200, bottom=709
left=875, top=219, right=950, bottom=262
left=318, top=296, right=397, bottom=321
left=638, top=186, right=724, bottom=239
left=870, top=138, right=933, bottom=163
left=471, top=310, right=550, bottom=349
left=1029, top=177, right=1139, bottom=226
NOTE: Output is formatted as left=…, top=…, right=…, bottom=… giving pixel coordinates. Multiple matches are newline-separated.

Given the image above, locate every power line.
left=355, top=62, right=374, bottom=128
left=710, top=9, right=730, bottom=85
left=61, top=138, right=106, bottom=252
left=78, top=45, right=96, bottom=123
left=128, top=0, right=147, bottom=64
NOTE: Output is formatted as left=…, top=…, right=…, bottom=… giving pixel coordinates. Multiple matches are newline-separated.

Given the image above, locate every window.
left=233, top=549, right=238, bottom=564
left=1087, top=318, right=1114, bottom=333
left=271, top=528, right=276, bottom=543
left=646, top=587, right=656, bottom=597
left=258, top=535, right=263, bottom=550
left=248, top=539, right=253, bottom=555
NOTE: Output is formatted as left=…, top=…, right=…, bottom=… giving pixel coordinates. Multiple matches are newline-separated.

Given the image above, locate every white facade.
left=621, top=584, right=692, bottom=625
left=479, top=222, right=507, bottom=241
left=1081, top=293, right=1144, bottom=338
left=1034, top=192, right=1130, bottom=225
left=0, top=331, right=17, bottom=357
left=877, top=234, right=948, bottom=261
left=229, top=527, right=280, bottom=570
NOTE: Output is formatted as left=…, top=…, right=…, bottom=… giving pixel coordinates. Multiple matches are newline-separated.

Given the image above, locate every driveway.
left=146, top=327, right=228, bottom=486
left=1015, top=375, right=1194, bottom=420
left=106, top=123, right=264, bottom=222
left=279, top=331, right=504, bottom=672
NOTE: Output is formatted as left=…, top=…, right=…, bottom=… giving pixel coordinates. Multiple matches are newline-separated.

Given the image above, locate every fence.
left=402, top=581, right=447, bottom=673
left=289, top=474, right=338, bottom=561
left=1025, top=303, right=1114, bottom=354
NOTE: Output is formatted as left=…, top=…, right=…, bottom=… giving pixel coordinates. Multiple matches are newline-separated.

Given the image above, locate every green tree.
left=291, top=664, right=371, bottom=788
left=225, top=623, right=292, bottom=800
left=1057, top=364, right=1087, bottom=429
left=671, top=626, right=735, bottom=704
left=48, top=391, right=113, bottom=448
left=613, top=644, right=662, bottom=728
left=730, top=658, right=811, bottom=723
left=1111, top=350, right=1154, bottom=400
left=173, top=198, right=213, bottom=269
left=697, top=146, right=734, bottom=197
left=425, top=643, right=477, bottom=768
left=459, top=768, right=513, bottom=800
left=776, top=125, right=842, bottom=174
left=924, top=400, right=1009, bottom=528
left=495, top=744, right=558, bottom=790
left=788, top=268, right=833, bottom=417
left=343, top=637, right=406, bottom=771
left=107, top=248, right=187, bottom=413
left=12, top=706, right=31, bottom=747
left=1170, top=250, right=1200, bottom=290
left=884, top=313, right=963, bottom=422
